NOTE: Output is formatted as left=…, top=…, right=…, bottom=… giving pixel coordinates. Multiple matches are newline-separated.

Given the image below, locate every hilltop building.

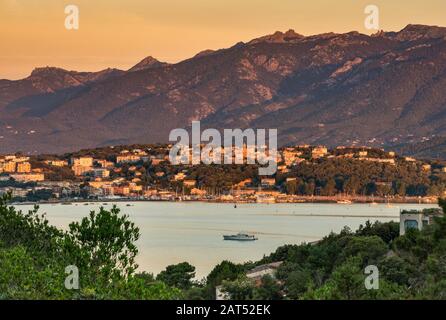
left=312, top=147, right=328, bottom=159
left=71, top=157, right=94, bottom=167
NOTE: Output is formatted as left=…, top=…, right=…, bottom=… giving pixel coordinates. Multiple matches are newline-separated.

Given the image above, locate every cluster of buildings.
left=67, top=150, right=150, bottom=198
left=273, top=145, right=402, bottom=173
left=1, top=145, right=445, bottom=203
left=0, top=155, right=44, bottom=182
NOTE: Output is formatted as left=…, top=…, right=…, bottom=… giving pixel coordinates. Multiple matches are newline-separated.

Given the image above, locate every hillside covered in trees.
left=1, top=193, right=446, bottom=300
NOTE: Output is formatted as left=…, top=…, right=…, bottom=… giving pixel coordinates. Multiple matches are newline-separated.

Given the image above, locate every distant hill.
left=2, top=24, right=446, bottom=155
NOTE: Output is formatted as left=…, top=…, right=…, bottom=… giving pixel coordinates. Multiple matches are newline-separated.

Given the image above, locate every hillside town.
left=1, top=144, right=445, bottom=204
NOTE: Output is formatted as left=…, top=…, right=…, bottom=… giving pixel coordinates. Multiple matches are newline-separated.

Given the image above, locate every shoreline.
left=12, top=196, right=439, bottom=206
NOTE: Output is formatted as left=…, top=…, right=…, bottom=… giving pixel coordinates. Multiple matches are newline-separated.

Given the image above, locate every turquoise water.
left=15, top=202, right=436, bottom=278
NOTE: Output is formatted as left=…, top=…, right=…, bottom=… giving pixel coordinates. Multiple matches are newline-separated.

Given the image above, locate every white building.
left=400, top=209, right=442, bottom=235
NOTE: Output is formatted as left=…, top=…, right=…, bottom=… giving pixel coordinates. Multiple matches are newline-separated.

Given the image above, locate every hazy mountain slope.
left=1, top=25, right=446, bottom=154
left=391, top=137, right=446, bottom=159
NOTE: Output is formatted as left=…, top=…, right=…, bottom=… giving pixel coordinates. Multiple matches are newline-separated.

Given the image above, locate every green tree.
left=380, top=256, right=414, bottom=286
left=356, top=221, right=400, bottom=244
left=253, top=275, right=282, bottom=300
left=206, top=261, right=245, bottom=287
left=284, top=269, right=312, bottom=299
left=221, top=277, right=255, bottom=300
left=342, top=236, right=388, bottom=265
left=66, top=206, right=140, bottom=281
left=157, top=262, right=196, bottom=290
left=318, top=256, right=366, bottom=300
left=0, top=195, right=181, bottom=300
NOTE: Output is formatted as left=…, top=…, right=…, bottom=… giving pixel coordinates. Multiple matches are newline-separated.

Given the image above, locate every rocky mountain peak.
left=393, top=24, right=446, bottom=41
left=249, top=29, right=305, bottom=44
left=128, top=56, right=168, bottom=72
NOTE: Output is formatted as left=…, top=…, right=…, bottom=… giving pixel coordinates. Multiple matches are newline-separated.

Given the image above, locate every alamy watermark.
left=169, top=121, right=278, bottom=176
left=65, top=4, right=79, bottom=30
left=364, top=4, right=380, bottom=30
left=364, top=265, right=379, bottom=290
left=65, top=265, right=79, bottom=290
left=62, top=4, right=378, bottom=32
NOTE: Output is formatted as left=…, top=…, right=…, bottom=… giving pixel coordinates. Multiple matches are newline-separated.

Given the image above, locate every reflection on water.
left=15, top=202, right=436, bottom=278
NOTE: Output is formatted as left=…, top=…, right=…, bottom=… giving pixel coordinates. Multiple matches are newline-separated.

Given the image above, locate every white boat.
left=223, top=233, right=258, bottom=241
left=337, top=200, right=352, bottom=204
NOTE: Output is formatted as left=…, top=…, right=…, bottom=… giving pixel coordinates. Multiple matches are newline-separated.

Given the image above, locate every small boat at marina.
left=337, top=200, right=352, bottom=204
left=223, top=233, right=258, bottom=241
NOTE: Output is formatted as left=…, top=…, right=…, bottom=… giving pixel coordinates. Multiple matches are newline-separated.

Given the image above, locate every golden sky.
left=1, top=0, right=445, bottom=80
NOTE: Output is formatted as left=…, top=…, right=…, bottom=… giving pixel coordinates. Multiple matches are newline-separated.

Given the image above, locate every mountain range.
left=2, top=24, right=446, bottom=156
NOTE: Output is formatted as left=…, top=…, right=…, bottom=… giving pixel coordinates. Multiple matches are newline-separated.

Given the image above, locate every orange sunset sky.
left=1, top=0, right=445, bottom=80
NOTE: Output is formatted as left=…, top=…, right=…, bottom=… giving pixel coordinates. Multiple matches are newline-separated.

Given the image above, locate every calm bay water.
left=15, top=202, right=436, bottom=278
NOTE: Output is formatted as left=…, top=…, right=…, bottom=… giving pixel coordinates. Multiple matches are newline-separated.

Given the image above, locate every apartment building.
left=71, top=157, right=94, bottom=167
left=92, top=168, right=110, bottom=178
left=16, top=162, right=31, bottom=173
left=72, top=165, right=92, bottom=176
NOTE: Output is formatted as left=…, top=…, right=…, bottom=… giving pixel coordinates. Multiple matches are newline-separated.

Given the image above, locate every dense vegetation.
left=192, top=201, right=446, bottom=300
left=1, top=193, right=446, bottom=300
left=0, top=194, right=180, bottom=299
left=91, top=158, right=446, bottom=197
left=279, top=158, right=446, bottom=197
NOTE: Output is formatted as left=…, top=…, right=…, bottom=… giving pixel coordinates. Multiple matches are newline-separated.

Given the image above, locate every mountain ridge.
left=128, top=56, right=169, bottom=72
left=1, top=24, right=446, bottom=155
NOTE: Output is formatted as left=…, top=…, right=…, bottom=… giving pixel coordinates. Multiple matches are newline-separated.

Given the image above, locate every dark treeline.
left=279, top=159, right=445, bottom=197
left=114, top=159, right=444, bottom=197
